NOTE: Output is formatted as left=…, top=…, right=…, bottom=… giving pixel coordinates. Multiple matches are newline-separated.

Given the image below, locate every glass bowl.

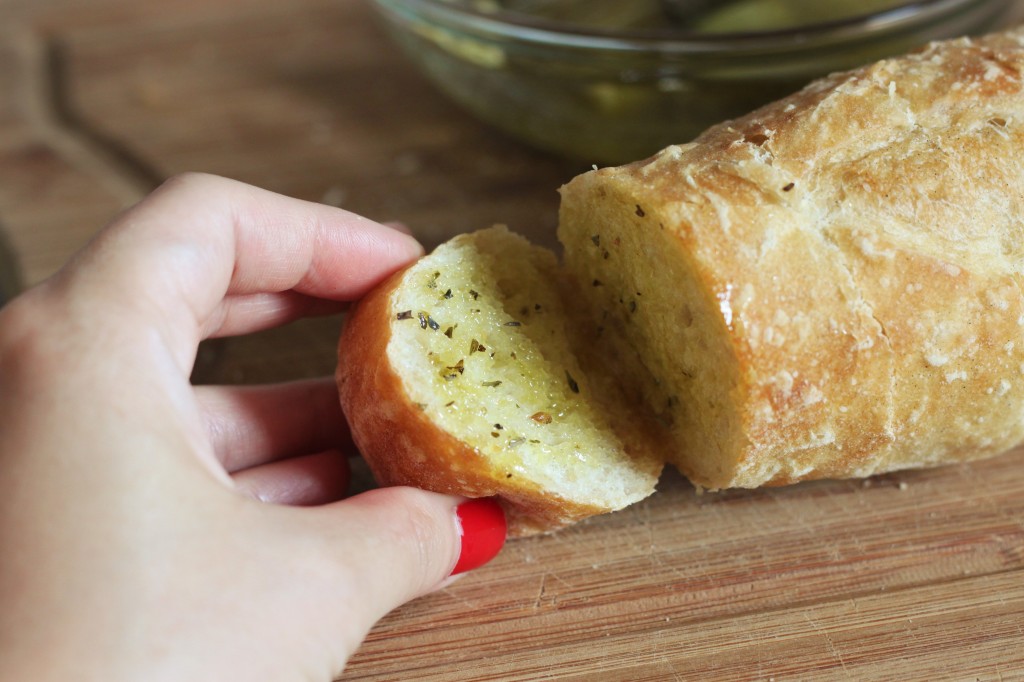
left=370, top=0, right=1013, bottom=163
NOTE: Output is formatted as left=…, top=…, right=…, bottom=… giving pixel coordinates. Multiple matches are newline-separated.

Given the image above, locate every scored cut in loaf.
left=337, top=227, right=665, bottom=535
left=339, top=26, right=1024, bottom=533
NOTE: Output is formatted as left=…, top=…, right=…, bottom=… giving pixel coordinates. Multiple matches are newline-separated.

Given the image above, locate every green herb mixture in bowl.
left=370, top=0, right=1013, bottom=163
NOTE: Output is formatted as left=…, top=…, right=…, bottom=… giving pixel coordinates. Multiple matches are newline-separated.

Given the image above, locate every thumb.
left=308, top=487, right=506, bottom=654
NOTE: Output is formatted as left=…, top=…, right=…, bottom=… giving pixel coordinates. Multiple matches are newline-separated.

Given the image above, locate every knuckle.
left=0, top=289, right=46, bottom=350
left=152, top=172, right=232, bottom=209
left=158, top=171, right=215, bottom=193
left=0, top=290, right=58, bottom=383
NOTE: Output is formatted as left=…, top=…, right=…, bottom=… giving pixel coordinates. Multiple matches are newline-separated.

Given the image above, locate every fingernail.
left=452, top=498, right=507, bottom=575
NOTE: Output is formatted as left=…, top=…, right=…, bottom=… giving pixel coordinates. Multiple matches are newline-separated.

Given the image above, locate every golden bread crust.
left=337, top=268, right=609, bottom=536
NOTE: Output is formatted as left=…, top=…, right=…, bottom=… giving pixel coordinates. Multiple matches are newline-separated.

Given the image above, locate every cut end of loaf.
left=558, top=177, right=747, bottom=489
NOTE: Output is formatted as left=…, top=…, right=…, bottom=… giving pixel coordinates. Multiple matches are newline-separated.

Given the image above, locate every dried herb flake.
left=440, top=359, right=465, bottom=380
left=396, top=310, right=413, bottom=321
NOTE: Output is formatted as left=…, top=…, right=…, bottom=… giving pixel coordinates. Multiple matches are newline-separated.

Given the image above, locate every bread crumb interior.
left=387, top=227, right=657, bottom=508
left=559, top=191, right=744, bottom=485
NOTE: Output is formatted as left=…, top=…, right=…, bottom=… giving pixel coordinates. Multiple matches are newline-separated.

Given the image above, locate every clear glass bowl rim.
left=373, top=0, right=995, bottom=52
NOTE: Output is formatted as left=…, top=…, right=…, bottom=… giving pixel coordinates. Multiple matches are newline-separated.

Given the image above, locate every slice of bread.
left=337, top=227, right=664, bottom=535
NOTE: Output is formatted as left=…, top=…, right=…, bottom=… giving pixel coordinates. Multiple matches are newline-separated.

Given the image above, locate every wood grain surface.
left=2, top=1, right=1024, bottom=679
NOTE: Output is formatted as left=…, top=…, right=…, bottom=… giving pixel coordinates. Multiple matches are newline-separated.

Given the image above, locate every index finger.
left=57, top=173, right=423, bottom=371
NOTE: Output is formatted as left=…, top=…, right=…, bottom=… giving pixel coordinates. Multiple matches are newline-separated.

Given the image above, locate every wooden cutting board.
left=2, top=1, right=1023, bottom=679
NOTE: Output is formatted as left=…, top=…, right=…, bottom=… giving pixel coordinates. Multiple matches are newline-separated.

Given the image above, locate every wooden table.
left=2, top=2, right=1024, bottom=679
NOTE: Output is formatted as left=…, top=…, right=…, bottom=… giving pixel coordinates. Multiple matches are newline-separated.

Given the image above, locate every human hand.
left=0, top=173, right=507, bottom=681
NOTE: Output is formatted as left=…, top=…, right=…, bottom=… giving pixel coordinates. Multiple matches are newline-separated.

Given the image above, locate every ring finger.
left=232, top=449, right=351, bottom=506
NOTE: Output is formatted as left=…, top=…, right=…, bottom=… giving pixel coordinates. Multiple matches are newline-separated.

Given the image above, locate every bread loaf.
left=339, top=26, right=1024, bottom=533
left=559, top=26, right=1024, bottom=489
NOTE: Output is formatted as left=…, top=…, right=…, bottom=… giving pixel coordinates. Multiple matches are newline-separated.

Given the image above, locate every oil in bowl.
left=372, top=0, right=1014, bottom=163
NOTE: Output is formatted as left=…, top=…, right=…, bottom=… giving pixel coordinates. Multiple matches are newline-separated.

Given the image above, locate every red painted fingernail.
left=452, top=498, right=507, bottom=575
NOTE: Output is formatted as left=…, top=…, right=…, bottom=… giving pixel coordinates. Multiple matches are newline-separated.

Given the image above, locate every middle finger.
left=195, top=377, right=351, bottom=473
